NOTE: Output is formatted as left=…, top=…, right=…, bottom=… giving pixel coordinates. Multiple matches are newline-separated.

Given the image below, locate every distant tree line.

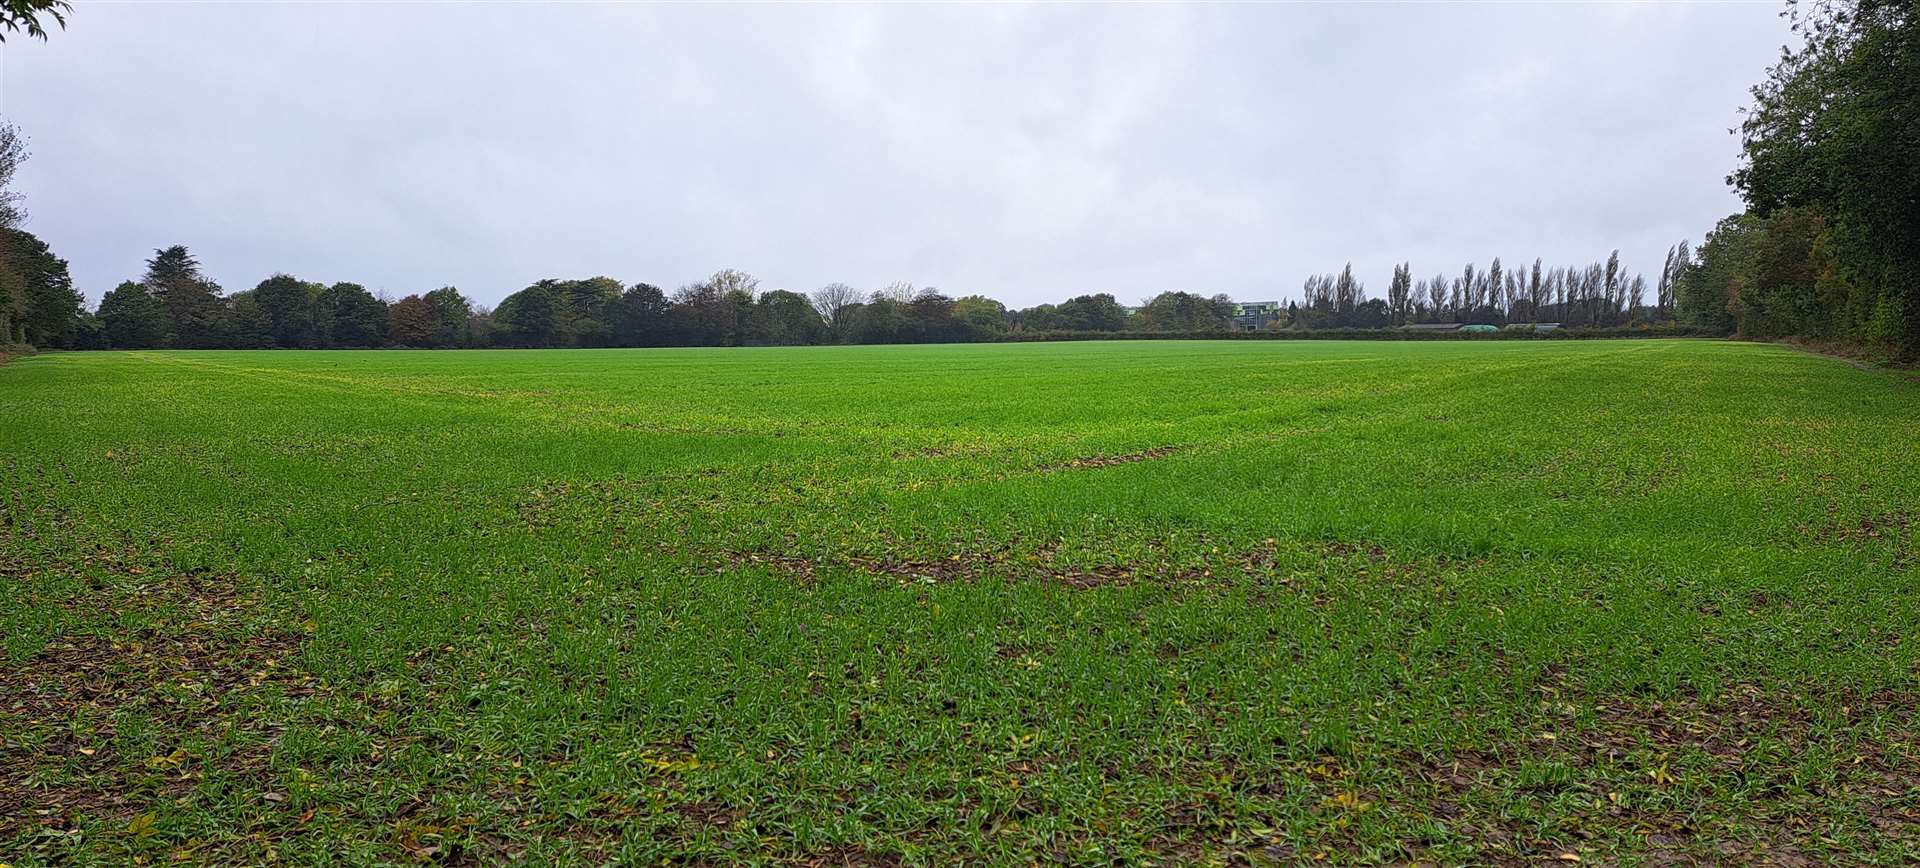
left=0, top=231, right=1710, bottom=353
left=33, top=247, right=1250, bottom=350
left=27, top=246, right=1690, bottom=352
left=1286, top=254, right=1661, bottom=330
left=0, top=212, right=1228, bottom=352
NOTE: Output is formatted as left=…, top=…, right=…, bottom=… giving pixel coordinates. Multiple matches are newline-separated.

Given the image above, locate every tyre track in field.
left=119, top=343, right=1691, bottom=540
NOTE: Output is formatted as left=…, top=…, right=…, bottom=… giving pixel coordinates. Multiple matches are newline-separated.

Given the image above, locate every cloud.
left=1, top=2, right=1790, bottom=308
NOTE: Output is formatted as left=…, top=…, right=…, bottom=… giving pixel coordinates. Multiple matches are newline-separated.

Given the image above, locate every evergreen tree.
left=144, top=246, right=227, bottom=348
left=1, top=228, right=79, bottom=346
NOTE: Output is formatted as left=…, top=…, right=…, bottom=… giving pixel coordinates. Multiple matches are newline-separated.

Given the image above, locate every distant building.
left=1232, top=301, right=1283, bottom=331
left=1503, top=322, right=1562, bottom=332
left=1402, top=322, right=1463, bottom=332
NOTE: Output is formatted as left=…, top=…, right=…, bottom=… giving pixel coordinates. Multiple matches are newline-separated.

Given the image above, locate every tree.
left=725, top=285, right=764, bottom=345
left=1657, top=240, right=1690, bottom=318
left=1453, top=275, right=1469, bottom=313
left=667, top=282, right=724, bottom=345
left=316, top=282, right=389, bottom=348
left=953, top=295, right=1009, bottom=336
left=98, top=281, right=170, bottom=348
left=0, top=0, right=69, bottom=41
left=842, top=295, right=910, bottom=344
left=1738, top=207, right=1831, bottom=338
left=1560, top=268, right=1580, bottom=324
left=467, top=304, right=496, bottom=347
left=563, top=278, right=623, bottom=346
left=492, top=278, right=620, bottom=347
left=1579, top=263, right=1606, bottom=326
left=143, top=246, right=227, bottom=348
left=0, top=125, right=79, bottom=349
left=1302, top=274, right=1335, bottom=311
left=709, top=269, right=761, bottom=299
left=1055, top=293, right=1127, bottom=331
left=809, top=283, right=862, bottom=333
left=1657, top=245, right=1677, bottom=318
left=1425, top=273, right=1448, bottom=320
left=251, top=274, right=321, bottom=348
left=1528, top=259, right=1544, bottom=322
left=388, top=294, right=437, bottom=346
left=1134, top=291, right=1230, bottom=332
left=1012, top=302, right=1069, bottom=332
left=0, top=124, right=30, bottom=342
left=1485, top=258, right=1504, bottom=315
left=1333, top=264, right=1362, bottom=315
left=1731, top=0, right=1919, bottom=358
left=1452, top=265, right=1474, bottom=318
left=424, top=286, right=475, bottom=347
left=0, top=123, right=28, bottom=232
left=0, top=265, right=20, bottom=343
left=873, top=281, right=915, bottom=303
left=1350, top=298, right=1391, bottom=329
left=1627, top=275, right=1648, bottom=321
left=901, top=290, right=969, bottom=343
left=64, top=309, right=103, bottom=349
left=222, top=292, right=273, bottom=349
left=756, top=289, right=827, bottom=345
left=613, top=282, right=670, bottom=346
left=668, top=270, right=759, bottom=346
left=1602, top=250, right=1623, bottom=325
left=1679, top=214, right=1757, bottom=333
left=1386, top=263, right=1412, bottom=326
left=494, top=281, right=562, bottom=348
left=1, top=228, right=79, bottom=346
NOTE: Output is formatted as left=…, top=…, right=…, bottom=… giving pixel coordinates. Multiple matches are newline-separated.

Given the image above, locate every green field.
left=3, top=340, right=1917, bottom=865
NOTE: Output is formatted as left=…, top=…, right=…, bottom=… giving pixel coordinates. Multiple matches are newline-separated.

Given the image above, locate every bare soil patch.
left=720, top=535, right=1417, bottom=595
left=1040, top=445, right=1184, bottom=472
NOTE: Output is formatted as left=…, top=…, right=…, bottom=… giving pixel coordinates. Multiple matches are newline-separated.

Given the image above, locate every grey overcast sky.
left=2, top=1, right=1790, bottom=309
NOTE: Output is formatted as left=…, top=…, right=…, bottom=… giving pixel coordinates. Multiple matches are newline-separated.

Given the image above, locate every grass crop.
left=3, top=339, right=1917, bottom=865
